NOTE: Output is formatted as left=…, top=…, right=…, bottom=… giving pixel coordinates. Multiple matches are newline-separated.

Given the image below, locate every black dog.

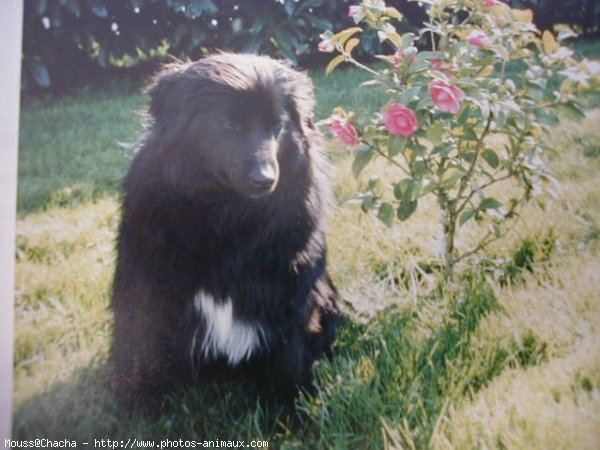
left=110, top=53, right=338, bottom=410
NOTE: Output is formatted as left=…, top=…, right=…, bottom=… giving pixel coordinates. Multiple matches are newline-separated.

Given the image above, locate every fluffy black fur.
left=110, top=53, right=338, bottom=410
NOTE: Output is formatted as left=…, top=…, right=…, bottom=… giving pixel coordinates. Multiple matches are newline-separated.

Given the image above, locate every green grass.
left=13, top=61, right=600, bottom=449
left=17, top=88, right=146, bottom=214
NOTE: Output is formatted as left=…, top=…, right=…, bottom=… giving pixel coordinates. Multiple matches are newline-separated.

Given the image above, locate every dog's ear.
left=284, top=69, right=316, bottom=135
left=146, top=64, right=189, bottom=124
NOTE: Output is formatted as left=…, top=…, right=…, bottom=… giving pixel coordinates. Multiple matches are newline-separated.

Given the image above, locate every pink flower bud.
left=330, top=118, right=359, bottom=147
left=468, top=30, right=489, bottom=48
left=383, top=104, right=419, bottom=137
left=394, top=47, right=417, bottom=66
left=348, top=5, right=363, bottom=17
left=318, top=39, right=334, bottom=53
left=429, top=80, right=466, bottom=114
left=485, top=0, right=498, bottom=7
left=430, top=58, right=444, bottom=71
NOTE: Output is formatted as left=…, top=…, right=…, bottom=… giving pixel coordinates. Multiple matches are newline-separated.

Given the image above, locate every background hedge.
left=22, top=0, right=600, bottom=92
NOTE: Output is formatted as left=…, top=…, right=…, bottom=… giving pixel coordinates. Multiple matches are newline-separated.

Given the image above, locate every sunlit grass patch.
left=14, top=197, right=118, bottom=405
left=434, top=335, right=600, bottom=450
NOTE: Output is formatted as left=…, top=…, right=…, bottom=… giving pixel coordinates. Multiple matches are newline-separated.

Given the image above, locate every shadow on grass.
left=13, top=361, right=285, bottom=443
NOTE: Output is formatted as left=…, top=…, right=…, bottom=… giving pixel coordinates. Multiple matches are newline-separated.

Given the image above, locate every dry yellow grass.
left=13, top=197, right=119, bottom=406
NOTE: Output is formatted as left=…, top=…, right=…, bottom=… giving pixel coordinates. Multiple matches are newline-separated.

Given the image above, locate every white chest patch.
left=192, top=291, right=264, bottom=367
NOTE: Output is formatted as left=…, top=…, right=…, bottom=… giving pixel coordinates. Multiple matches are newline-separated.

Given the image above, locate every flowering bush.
left=321, top=0, right=600, bottom=279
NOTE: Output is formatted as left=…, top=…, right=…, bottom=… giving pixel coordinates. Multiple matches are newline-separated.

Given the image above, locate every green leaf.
left=378, top=203, right=395, bottom=227
left=35, top=0, right=48, bottom=15
left=482, top=149, right=500, bottom=169
left=89, top=0, right=108, bottom=17
left=303, top=15, right=333, bottom=30
left=535, top=110, right=560, bottom=127
left=28, top=60, right=50, bottom=87
left=397, top=201, right=418, bottom=221
left=491, top=223, right=502, bottom=237
left=384, top=7, right=404, bottom=21
left=367, top=176, right=380, bottom=190
left=416, top=51, right=444, bottom=60
left=394, top=179, right=416, bottom=202
left=332, top=27, right=362, bottom=46
left=557, top=102, right=585, bottom=122
left=459, top=210, right=476, bottom=227
left=325, top=55, right=346, bottom=75
left=401, top=32, right=417, bottom=49
left=432, top=144, right=452, bottom=157
left=388, top=135, right=407, bottom=157
left=479, top=197, right=503, bottom=210
left=406, top=60, right=430, bottom=76
left=440, top=168, right=466, bottom=187
left=352, top=147, right=374, bottom=177
left=415, top=95, right=433, bottom=110
left=462, top=151, right=477, bottom=163
left=456, top=105, right=471, bottom=126
left=385, top=32, right=403, bottom=49
left=411, top=161, right=428, bottom=177
left=490, top=44, right=509, bottom=61
left=345, top=38, right=360, bottom=54
left=65, top=0, right=80, bottom=17
left=361, top=194, right=374, bottom=212
left=283, top=0, right=296, bottom=16
left=425, top=122, right=444, bottom=146
left=97, top=47, right=109, bottom=68
left=399, top=86, right=421, bottom=105
left=273, top=27, right=299, bottom=64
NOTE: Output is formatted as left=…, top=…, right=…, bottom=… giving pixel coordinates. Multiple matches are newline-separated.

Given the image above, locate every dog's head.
left=146, top=53, right=316, bottom=199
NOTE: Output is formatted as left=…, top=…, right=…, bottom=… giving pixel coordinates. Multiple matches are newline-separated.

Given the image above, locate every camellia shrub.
left=321, top=0, right=599, bottom=280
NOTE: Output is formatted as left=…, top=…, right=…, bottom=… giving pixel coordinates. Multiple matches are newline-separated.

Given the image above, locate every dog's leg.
left=255, top=329, right=313, bottom=411
left=110, top=276, right=188, bottom=412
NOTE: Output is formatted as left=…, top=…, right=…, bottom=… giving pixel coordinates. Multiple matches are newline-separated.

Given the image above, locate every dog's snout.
left=248, top=164, right=278, bottom=192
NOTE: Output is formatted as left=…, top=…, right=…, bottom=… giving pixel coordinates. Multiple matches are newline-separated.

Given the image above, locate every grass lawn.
left=13, top=55, right=600, bottom=449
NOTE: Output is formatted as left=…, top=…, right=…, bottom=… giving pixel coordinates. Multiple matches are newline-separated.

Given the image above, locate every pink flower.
left=394, top=46, right=417, bottom=66
left=318, top=39, right=334, bottom=53
left=430, top=58, right=444, bottom=71
left=430, top=57, right=457, bottom=77
left=348, top=5, right=363, bottom=17
left=429, top=80, right=466, bottom=114
left=330, top=118, right=359, bottom=146
left=468, top=30, right=489, bottom=48
left=485, top=0, right=498, bottom=6
left=383, top=104, right=419, bottom=137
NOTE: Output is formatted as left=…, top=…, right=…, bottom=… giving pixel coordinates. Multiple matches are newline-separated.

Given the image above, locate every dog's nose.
left=249, top=166, right=278, bottom=192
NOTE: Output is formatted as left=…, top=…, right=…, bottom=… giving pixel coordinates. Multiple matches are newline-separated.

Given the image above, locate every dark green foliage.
left=584, top=225, right=600, bottom=244
left=22, top=0, right=432, bottom=92
left=22, top=0, right=352, bottom=91
left=21, top=0, right=600, bottom=92
left=580, top=375, right=593, bottom=393
left=513, top=238, right=537, bottom=273
left=583, top=145, right=600, bottom=158
left=515, top=330, right=549, bottom=368
left=501, top=233, right=557, bottom=284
